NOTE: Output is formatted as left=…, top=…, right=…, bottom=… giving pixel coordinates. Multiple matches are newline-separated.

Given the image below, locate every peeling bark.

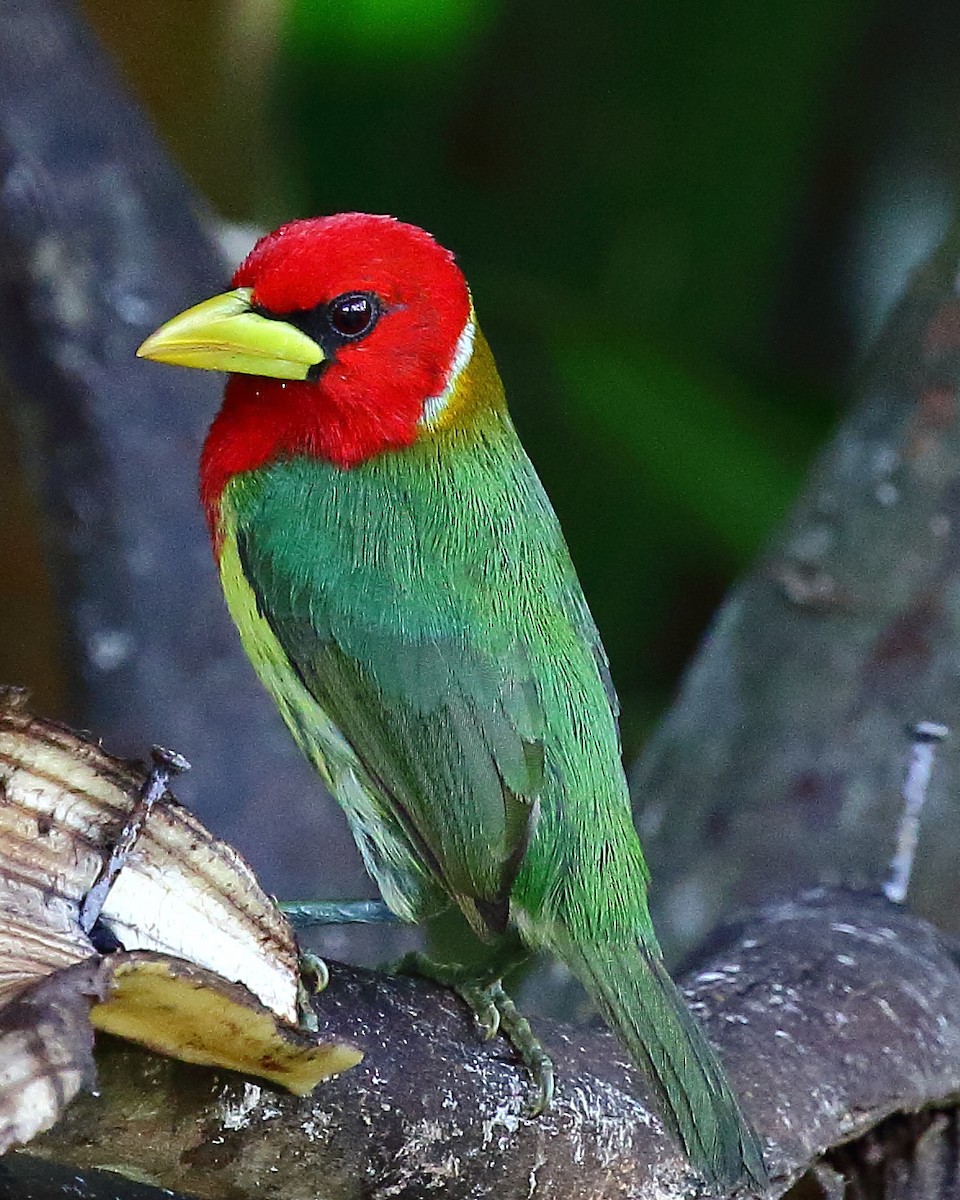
left=0, top=696, right=359, bottom=1155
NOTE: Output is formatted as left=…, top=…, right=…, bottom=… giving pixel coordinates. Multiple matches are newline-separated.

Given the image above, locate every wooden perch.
left=0, top=695, right=959, bottom=1197
left=9, top=879, right=960, bottom=1193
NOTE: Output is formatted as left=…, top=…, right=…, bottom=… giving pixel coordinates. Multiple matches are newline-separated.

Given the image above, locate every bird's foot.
left=300, top=950, right=330, bottom=993
left=296, top=950, right=330, bottom=1033
left=392, top=952, right=554, bottom=1115
left=484, top=979, right=555, bottom=1115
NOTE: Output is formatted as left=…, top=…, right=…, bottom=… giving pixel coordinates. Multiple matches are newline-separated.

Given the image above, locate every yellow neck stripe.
left=420, top=302, right=477, bottom=430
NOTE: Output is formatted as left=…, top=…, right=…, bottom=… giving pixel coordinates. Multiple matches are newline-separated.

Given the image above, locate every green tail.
left=555, top=933, right=768, bottom=1191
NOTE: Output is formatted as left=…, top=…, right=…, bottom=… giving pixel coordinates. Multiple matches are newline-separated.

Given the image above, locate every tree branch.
left=1, top=888, right=956, bottom=1199
left=634, top=227, right=960, bottom=958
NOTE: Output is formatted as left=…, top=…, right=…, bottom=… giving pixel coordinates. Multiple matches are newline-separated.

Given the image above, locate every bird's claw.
left=484, top=979, right=555, bottom=1114
left=455, top=979, right=501, bottom=1040
left=390, top=953, right=555, bottom=1113
left=301, top=950, right=330, bottom=992
left=296, top=951, right=330, bottom=1032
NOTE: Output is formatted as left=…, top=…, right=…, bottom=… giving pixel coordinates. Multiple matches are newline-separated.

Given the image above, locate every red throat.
left=199, top=213, right=471, bottom=545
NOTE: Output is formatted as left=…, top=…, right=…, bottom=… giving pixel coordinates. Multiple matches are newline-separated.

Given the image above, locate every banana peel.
left=0, top=689, right=361, bottom=1154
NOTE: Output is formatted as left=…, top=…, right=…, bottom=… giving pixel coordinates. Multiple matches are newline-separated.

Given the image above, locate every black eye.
left=328, top=292, right=379, bottom=340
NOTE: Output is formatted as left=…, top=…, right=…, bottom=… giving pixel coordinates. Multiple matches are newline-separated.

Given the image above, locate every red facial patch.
left=200, top=214, right=471, bottom=539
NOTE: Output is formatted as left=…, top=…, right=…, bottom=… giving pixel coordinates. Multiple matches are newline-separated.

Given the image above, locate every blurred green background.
left=4, top=0, right=953, bottom=757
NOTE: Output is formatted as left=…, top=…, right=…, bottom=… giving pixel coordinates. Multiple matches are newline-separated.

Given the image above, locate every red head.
left=140, top=214, right=475, bottom=534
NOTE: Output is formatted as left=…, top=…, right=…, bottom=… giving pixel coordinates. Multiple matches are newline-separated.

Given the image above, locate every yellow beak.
left=136, top=287, right=325, bottom=381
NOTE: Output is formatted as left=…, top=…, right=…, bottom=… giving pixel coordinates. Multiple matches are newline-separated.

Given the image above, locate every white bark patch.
left=220, top=1083, right=262, bottom=1131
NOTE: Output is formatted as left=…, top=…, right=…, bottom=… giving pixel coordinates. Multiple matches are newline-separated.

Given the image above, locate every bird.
left=137, top=212, right=767, bottom=1190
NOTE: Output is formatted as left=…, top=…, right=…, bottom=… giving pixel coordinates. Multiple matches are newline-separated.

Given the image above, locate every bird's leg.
left=280, top=899, right=399, bottom=929
left=392, top=950, right=554, bottom=1114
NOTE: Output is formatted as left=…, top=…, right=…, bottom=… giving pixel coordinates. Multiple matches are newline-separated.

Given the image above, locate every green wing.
left=234, top=513, right=546, bottom=934
left=224, top=420, right=625, bottom=937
